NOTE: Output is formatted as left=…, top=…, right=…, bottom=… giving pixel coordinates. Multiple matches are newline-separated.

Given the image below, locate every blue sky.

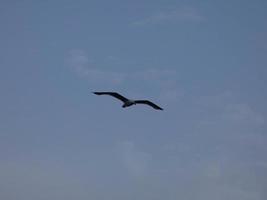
left=0, top=0, right=267, bottom=199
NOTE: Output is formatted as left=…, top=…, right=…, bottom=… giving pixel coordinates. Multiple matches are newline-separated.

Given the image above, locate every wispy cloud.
left=222, top=103, right=265, bottom=125
left=66, top=49, right=180, bottom=102
left=119, top=140, right=151, bottom=177
left=198, top=91, right=265, bottom=126
left=159, top=89, right=184, bottom=104
left=132, top=68, right=177, bottom=85
left=68, top=49, right=90, bottom=75
left=132, top=6, right=205, bottom=26
left=67, top=49, right=126, bottom=85
left=0, top=160, right=91, bottom=200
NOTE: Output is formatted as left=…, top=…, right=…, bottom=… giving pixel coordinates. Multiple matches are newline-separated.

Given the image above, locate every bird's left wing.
left=135, top=100, right=163, bottom=110
left=93, top=92, right=128, bottom=103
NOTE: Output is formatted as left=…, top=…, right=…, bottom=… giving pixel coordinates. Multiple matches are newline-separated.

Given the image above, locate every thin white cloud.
left=132, top=6, right=205, bottom=26
left=66, top=49, right=180, bottom=102
left=159, top=89, right=183, bottom=104
left=67, top=49, right=126, bottom=85
left=198, top=91, right=265, bottom=126
left=132, top=68, right=177, bottom=84
left=190, top=160, right=266, bottom=200
left=222, top=103, right=265, bottom=125
left=68, top=49, right=90, bottom=76
left=119, top=140, right=151, bottom=177
left=0, top=160, right=94, bottom=200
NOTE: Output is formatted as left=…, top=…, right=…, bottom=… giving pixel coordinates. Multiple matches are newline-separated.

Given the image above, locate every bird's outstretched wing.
left=93, top=92, right=129, bottom=103
left=135, top=100, right=163, bottom=110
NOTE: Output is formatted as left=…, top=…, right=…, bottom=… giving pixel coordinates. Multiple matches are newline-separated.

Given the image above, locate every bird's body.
left=122, top=99, right=136, bottom=108
left=93, top=92, right=163, bottom=110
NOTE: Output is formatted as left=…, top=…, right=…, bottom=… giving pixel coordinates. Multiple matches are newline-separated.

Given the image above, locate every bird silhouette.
left=93, top=92, right=163, bottom=110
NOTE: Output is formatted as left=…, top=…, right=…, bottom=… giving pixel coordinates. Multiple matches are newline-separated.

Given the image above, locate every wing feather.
left=93, top=92, right=128, bottom=103
left=135, top=100, right=163, bottom=110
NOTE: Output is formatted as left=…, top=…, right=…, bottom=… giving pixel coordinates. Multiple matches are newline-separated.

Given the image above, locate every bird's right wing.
left=93, top=92, right=129, bottom=103
left=135, top=100, right=163, bottom=110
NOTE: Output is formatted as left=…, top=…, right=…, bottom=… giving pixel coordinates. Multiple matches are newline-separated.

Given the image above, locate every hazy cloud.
left=66, top=49, right=180, bottom=101
left=198, top=91, right=265, bottom=126
left=67, top=49, right=126, bottom=85
left=119, top=141, right=151, bottom=177
left=67, top=49, right=92, bottom=76
left=222, top=103, right=265, bottom=125
left=159, top=89, right=184, bottom=104
left=132, top=68, right=177, bottom=85
left=132, top=6, right=205, bottom=26
left=0, top=160, right=94, bottom=200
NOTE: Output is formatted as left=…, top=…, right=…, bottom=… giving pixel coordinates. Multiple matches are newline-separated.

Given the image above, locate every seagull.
left=93, top=92, right=163, bottom=110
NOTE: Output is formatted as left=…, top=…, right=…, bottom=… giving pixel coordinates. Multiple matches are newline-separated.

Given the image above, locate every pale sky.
left=0, top=0, right=267, bottom=199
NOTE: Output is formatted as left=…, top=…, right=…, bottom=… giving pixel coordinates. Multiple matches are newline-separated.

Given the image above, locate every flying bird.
left=93, top=92, right=163, bottom=110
